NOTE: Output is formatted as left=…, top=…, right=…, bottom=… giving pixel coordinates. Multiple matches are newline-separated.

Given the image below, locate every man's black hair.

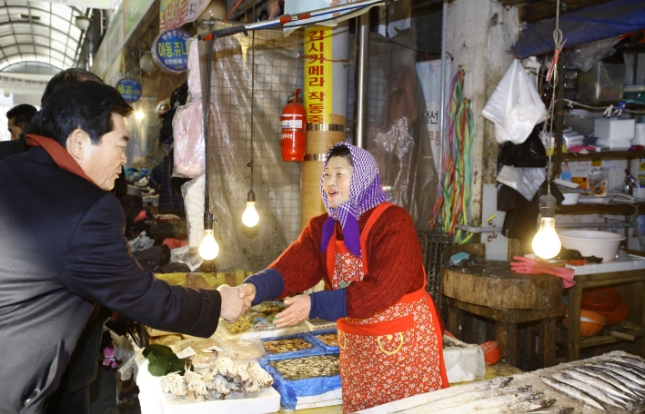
left=41, top=68, right=103, bottom=103
left=170, top=82, right=188, bottom=108
left=6, top=104, right=37, bottom=131
left=28, top=81, right=133, bottom=146
left=328, top=144, right=353, bottom=166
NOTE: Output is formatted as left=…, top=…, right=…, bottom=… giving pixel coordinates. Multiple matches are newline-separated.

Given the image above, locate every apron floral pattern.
left=328, top=203, right=447, bottom=413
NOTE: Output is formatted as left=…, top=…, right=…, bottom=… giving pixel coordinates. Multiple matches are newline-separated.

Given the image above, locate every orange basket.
left=581, top=287, right=621, bottom=312
left=596, top=302, right=630, bottom=326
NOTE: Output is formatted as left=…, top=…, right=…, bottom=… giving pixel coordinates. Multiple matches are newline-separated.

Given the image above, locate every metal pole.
left=353, top=13, right=370, bottom=148
left=438, top=0, right=448, bottom=173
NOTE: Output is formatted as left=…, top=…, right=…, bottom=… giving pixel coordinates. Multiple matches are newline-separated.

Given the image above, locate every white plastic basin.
left=558, top=230, right=625, bottom=262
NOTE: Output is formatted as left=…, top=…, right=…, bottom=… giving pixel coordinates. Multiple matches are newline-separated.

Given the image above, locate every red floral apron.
left=327, top=203, right=448, bottom=413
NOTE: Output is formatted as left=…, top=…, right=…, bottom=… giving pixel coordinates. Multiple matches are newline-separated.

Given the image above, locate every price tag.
left=176, top=346, right=196, bottom=359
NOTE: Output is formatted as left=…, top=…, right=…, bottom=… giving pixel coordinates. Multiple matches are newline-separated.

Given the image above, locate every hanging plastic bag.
left=173, top=100, right=205, bottom=178
left=496, top=166, right=546, bottom=201
left=482, top=59, right=547, bottom=145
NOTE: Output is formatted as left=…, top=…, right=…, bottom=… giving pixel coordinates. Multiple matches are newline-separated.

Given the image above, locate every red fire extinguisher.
left=280, top=89, right=306, bottom=162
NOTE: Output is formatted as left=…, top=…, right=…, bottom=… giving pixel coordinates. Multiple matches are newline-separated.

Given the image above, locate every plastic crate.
left=417, top=231, right=453, bottom=303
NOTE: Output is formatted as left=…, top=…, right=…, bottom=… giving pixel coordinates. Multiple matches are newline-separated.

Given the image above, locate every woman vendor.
left=239, top=142, right=448, bottom=412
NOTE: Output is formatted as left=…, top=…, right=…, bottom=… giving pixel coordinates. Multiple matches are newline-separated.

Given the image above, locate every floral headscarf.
left=320, top=142, right=389, bottom=258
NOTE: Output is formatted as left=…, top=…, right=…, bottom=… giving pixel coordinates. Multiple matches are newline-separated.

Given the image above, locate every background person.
left=0, top=81, right=249, bottom=414
left=7, top=103, right=37, bottom=140
left=239, top=142, right=448, bottom=413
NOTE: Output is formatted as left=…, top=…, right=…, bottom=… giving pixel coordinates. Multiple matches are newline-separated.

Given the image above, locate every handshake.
left=217, top=283, right=257, bottom=324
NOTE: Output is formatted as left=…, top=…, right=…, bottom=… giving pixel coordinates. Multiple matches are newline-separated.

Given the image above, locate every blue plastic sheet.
left=513, top=0, right=645, bottom=59
left=260, top=357, right=342, bottom=411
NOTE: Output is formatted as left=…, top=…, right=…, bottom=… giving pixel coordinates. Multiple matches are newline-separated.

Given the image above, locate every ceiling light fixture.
left=75, top=15, right=91, bottom=31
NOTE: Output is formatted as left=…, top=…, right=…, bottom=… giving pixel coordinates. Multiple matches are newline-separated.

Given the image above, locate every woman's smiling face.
left=323, top=155, right=353, bottom=209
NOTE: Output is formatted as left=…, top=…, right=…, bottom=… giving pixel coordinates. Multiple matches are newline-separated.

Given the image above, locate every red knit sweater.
left=270, top=204, right=425, bottom=319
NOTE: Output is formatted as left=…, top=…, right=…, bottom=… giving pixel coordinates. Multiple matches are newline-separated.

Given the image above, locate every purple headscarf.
left=320, top=142, right=389, bottom=258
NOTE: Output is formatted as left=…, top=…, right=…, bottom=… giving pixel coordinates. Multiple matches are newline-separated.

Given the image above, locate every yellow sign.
left=304, top=26, right=333, bottom=125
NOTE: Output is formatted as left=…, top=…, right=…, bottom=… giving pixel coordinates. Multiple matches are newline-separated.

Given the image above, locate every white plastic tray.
left=566, top=254, right=645, bottom=275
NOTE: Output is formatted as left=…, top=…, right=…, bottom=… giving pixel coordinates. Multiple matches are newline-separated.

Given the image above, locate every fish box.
left=260, top=354, right=342, bottom=411
left=260, top=332, right=326, bottom=361
left=443, top=335, right=486, bottom=383
left=307, top=328, right=340, bottom=354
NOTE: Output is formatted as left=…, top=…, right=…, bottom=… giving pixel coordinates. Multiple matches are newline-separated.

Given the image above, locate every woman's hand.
left=275, top=295, right=311, bottom=328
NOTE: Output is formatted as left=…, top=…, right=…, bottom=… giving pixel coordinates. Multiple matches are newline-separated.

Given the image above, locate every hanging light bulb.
left=199, top=228, right=219, bottom=260
left=532, top=194, right=561, bottom=259
left=242, top=189, right=259, bottom=227
left=135, top=110, right=145, bottom=120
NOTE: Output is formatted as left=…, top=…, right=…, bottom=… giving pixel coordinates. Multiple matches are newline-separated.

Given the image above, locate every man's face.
left=76, top=113, right=128, bottom=191
left=8, top=117, right=21, bottom=140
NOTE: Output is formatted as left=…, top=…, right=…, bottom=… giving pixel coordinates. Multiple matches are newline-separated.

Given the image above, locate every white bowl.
left=558, top=230, right=625, bottom=262
left=562, top=193, right=580, bottom=205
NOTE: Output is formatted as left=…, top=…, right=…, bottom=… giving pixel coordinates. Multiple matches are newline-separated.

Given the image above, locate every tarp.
left=513, top=0, right=645, bottom=59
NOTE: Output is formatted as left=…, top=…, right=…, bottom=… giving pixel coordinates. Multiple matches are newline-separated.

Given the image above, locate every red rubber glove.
left=511, top=256, right=575, bottom=288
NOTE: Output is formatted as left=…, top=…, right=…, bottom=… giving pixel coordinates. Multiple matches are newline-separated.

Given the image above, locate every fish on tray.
left=263, top=337, right=313, bottom=354
left=270, top=355, right=340, bottom=380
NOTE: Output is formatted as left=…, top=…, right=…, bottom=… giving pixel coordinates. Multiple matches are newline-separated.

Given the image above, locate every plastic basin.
left=558, top=230, right=625, bottom=262
left=596, top=302, right=630, bottom=326
left=581, top=287, right=621, bottom=312
left=564, top=309, right=606, bottom=337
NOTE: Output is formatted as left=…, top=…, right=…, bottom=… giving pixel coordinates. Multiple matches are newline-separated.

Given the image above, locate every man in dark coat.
left=0, top=81, right=248, bottom=414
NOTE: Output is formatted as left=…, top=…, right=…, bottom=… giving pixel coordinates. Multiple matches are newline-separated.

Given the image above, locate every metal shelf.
left=561, top=150, right=645, bottom=161
left=557, top=203, right=643, bottom=215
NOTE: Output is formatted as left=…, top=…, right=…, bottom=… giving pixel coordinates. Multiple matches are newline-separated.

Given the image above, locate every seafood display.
left=270, top=355, right=340, bottom=380
left=263, top=337, right=313, bottom=354
left=221, top=317, right=253, bottom=334
left=538, top=354, right=645, bottom=413
left=358, top=352, right=645, bottom=413
left=315, top=333, right=338, bottom=347
left=221, top=301, right=287, bottom=334
left=158, top=356, right=274, bottom=400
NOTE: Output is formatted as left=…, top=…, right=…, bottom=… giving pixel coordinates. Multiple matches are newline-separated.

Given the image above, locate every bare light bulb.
left=135, top=110, right=145, bottom=120
left=199, top=229, right=219, bottom=260
left=242, top=189, right=259, bottom=227
left=532, top=217, right=561, bottom=259
left=242, top=202, right=259, bottom=227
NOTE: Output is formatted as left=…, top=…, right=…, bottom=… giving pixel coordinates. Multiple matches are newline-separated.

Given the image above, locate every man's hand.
left=217, top=284, right=248, bottom=323
left=274, top=295, right=311, bottom=328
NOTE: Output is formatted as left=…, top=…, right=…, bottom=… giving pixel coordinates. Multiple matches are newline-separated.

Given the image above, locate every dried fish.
left=551, top=372, right=627, bottom=411
left=540, top=376, right=608, bottom=413
left=247, top=361, right=274, bottom=387
left=159, top=372, right=187, bottom=397
left=270, top=355, right=340, bottom=380
left=263, top=337, right=313, bottom=354
left=316, top=333, right=338, bottom=347
left=221, top=316, right=252, bottom=333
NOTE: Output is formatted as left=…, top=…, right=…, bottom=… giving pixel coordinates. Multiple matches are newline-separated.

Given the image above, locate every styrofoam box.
left=594, top=118, right=636, bottom=140
left=443, top=335, right=486, bottom=383
left=136, top=357, right=281, bottom=414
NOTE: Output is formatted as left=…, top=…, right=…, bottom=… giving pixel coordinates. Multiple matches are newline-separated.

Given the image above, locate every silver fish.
left=529, top=409, right=574, bottom=414
left=540, top=376, right=608, bottom=413
left=602, top=368, right=645, bottom=398
left=606, top=360, right=645, bottom=379
left=598, top=361, right=645, bottom=388
left=570, top=365, right=643, bottom=401
left=474, top=398, right=555, bottom=414
left=563, top=368, right=636, bottom=406
left=552, top=372, right=628, bottom=411
left=398, top=385, right=532, bottom=414
left=610, top=355, right=645, bottom=371
left=355, top=376, right=513, bottom=414
left=425, top=388, right=535, bottom=414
